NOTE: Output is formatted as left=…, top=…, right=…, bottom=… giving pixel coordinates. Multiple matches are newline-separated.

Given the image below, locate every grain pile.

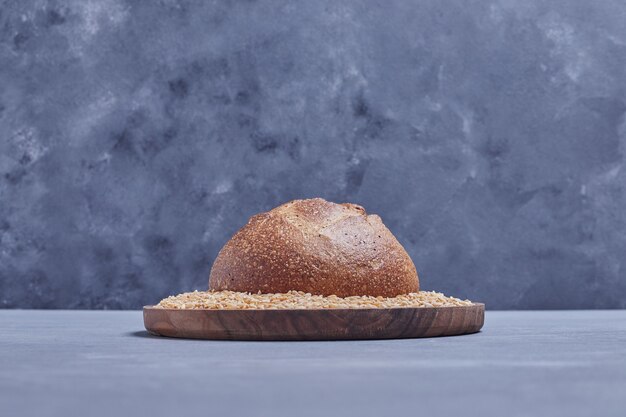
left=156, top=290, right=474, bottom=310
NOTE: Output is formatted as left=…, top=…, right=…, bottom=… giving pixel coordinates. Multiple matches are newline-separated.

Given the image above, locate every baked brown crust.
left=209, top=198, right=419, bottom=297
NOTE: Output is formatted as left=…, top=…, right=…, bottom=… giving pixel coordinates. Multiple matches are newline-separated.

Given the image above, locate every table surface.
left=1, top=310, right=625, bottom=417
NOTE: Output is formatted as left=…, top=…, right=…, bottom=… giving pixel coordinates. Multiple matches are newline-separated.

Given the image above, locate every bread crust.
left=209, top=198, right=419, bottom=297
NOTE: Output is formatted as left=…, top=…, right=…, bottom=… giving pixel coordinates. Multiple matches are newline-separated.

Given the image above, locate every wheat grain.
left=155, top=290, right=474, bottom=310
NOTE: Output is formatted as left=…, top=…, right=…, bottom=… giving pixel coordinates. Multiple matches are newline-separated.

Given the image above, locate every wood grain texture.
left=143, top=303, right=484, bottom=340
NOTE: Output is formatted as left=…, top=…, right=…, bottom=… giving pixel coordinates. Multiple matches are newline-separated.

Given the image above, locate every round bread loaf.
left=209, top=198, right=419, bottom=297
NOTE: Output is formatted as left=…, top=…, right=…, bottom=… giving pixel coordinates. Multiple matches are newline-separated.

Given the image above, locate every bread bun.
left=209, top=198, right=419, bottom=297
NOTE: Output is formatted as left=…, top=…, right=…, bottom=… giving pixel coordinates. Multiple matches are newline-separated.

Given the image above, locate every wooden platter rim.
left=143, top=303, right=484, bottom=340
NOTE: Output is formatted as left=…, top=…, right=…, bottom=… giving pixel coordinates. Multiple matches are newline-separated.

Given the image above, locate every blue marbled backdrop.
left=1, top=0, right=625, bottom=309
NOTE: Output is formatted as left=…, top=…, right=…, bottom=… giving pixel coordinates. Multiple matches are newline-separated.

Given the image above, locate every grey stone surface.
left=1, top=310, right=625, bottom=417
left=1, top=1, right=626, bottom=309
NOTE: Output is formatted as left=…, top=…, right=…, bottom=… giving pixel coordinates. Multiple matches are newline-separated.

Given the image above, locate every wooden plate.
left=143, top=303, right=484, bottom=340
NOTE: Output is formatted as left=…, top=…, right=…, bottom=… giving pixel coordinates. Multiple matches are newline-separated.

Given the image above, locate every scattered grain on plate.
left=156, top=290, right=474, bottom=310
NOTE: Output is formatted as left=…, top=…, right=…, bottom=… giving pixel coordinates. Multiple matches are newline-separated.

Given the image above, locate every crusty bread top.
left=209, top=198, right=419, bottom=297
